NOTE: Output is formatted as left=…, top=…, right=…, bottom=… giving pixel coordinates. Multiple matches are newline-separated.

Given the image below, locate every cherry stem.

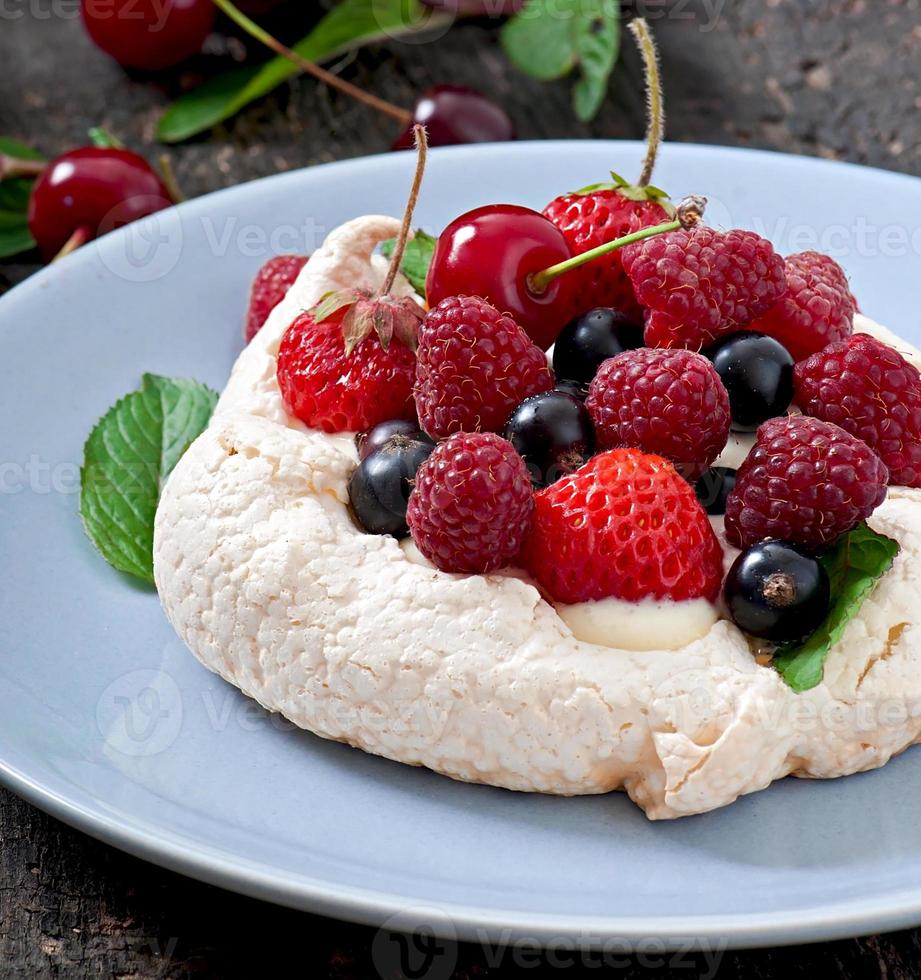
left=0, top=153, right=46, bottom=182
left=158, top=154, right=185, bottom=204
left=380, top=125, right=428, bottom=297
left=628, top=17, right=664, bottom=189
left=211, top=0, right=413, bottom=126
left=53, top=226, right=92, bottom=262
left=528, top=195, right=706, bottom=294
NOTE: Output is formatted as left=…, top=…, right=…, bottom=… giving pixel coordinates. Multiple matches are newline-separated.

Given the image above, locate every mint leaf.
left=501, top=0, right=620, bottom=121
left=774, top=524, right=900, bottom=693
left=80, top=374, right=218, bottom=584
left=158, top=0, right=452, bottom=143
left=0, top=210, right=36, bottom=258
left=379, top=230, right=436, bottom=295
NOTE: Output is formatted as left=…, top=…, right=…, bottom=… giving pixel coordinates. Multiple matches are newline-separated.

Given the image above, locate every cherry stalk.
left=529, top=195, right=707, bottom=294
left=209, top=0, right=513, bottom=148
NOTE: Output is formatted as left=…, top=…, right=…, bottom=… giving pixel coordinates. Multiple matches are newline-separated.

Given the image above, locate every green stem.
left=529, top=195, right=706, bottom=294
left=628, top=17, right=664, bottom=188
left=211, top=0, right=413, bottom=126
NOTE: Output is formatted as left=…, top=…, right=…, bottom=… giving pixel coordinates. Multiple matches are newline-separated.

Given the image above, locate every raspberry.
left=586, top=348, right=730, bottom=480
left=724, top=416, right=889, bottom=551
left=520, top=449, right=724, bottom=605
left=277, top=311, right=416, bottom=433
left=749, top=251, right=856, bottom=362
left=543, top=189, right=670, bottom=321
left=407, top=432, right=533, bottom=574
left=621, top=226, right=787, bottom=350
left=245, top=255, right=309, bottom=343
left=414, top=295, right=554, bottom=439
left=794, top=334, right=921, bottom=488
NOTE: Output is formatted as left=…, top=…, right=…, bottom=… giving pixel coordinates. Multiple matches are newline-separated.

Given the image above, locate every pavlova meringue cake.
left=152, top=214, right=921, bottom=820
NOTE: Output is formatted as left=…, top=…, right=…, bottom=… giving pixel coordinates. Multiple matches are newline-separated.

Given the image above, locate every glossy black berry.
left=552, top=307, right=644, bottom=387
left=357, top=419, right=434, bottom=461
left=348, top=436, right=435, bottom=537
left=554, top=380, right=589, bottom=401
left=706, top=331, right=795, bottom=432
left=724, top=540, right=831, bottom=643
left=695, top=466, right=737, bottom=516
left=503, top=390, right=595, bottom=488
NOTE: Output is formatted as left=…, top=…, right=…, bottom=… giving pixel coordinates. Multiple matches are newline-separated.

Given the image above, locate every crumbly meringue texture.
left=154, top=218, right=921, bottom=820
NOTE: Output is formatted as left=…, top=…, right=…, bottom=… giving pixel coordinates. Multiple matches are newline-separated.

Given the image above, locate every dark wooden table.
left=3, top=1, right=921, bottom=975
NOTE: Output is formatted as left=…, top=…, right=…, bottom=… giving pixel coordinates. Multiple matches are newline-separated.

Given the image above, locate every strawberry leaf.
left=774, top=523, right=901, bottom=693
left=157, top=0, right=452, bottom=144
left=501, top=0, right=621, bottom=122
left=80, top=374, right=218, bottom=584
left=379, top=230, right=436, bottom=295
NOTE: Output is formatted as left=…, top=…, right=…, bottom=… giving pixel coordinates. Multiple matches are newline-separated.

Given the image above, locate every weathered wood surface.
left=2, top=1, right=921, bottom=975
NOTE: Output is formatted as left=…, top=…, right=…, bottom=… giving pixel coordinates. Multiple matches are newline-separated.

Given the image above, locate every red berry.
left=407, top=432, right=533, bottom=574
left=749, top=251, right=857, bottom=362
left=521, top=449, right=724, bottom=605
left=425, top=205, right=576, bottom=350
left=27, top=147, right=172, bottom=261
left=277, top=310, right=416, bottom=433
left=543, top=188, right=670, bottom=322
left=724, top=415, right=889, bottom=551
left=80, top=0, right=215, bottom=72
left=393, top=85, right=515, bottom=150
left=794, top=333, right=921, bottom=488
left=621, top=226, right=787, bottom=350
left=414, top=295, right=555, bottom=439
left=586, top=348, right=730, bottom=480
left=245, top=254, right=309, bottom=343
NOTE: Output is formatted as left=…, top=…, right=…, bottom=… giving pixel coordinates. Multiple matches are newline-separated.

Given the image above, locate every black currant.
left=552, top=307, right=644, bottom=387
left=695, top=466, right=737, bottom=516
left=554, top=380, right=589, bottom=401
left=357, top=419, right=434, bottom=461
left=724, top=540, right=831, bottom=644
left=706, top=331, right=795, bottom=432
left=503, top=390, right=595, bottom=488
left=348, top=436, right=435, bottom=537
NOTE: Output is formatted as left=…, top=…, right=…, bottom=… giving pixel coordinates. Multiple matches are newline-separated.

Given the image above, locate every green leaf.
left=158, top=0, right=452, bottom=143
left=501, top=0, right=620, bottom=121
left=80, top=374, right=218, bottom=584
left=379, top=230, right=436, bottom=295
left=0, top=137, right=44, bottom=160
left=0, top=210, right=36, bottom=258
left=774, top=524, right=901, bottom=693
left=0, top=137, right=45, bottom=214
left=572, top=5, right=620, bottom=121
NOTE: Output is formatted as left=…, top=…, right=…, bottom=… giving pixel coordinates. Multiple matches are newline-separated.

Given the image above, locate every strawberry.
left=245, top=254, right=308, bottom=343
left=544, top=182, right=671, bottom=321
left=542, top=19, right=672, bottom=320
left=277, top=295, right=421, bottom=434
left=521, top=448, right=724, bottom=605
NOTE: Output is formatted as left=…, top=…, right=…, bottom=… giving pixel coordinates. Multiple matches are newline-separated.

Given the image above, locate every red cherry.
left=27, top=148, right=172, bottom=261
left=80, top=0, right=215, bottom=72
left=393, top=85, right=515, bottom=150
left=425, top=205, right=575, bottom=350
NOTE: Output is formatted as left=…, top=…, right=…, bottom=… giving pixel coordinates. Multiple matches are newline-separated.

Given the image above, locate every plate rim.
left=4, top=139, right=921, bottom=950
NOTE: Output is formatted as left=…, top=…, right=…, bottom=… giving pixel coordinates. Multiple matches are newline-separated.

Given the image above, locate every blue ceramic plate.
left=2, top=142, right=921, bottom=950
